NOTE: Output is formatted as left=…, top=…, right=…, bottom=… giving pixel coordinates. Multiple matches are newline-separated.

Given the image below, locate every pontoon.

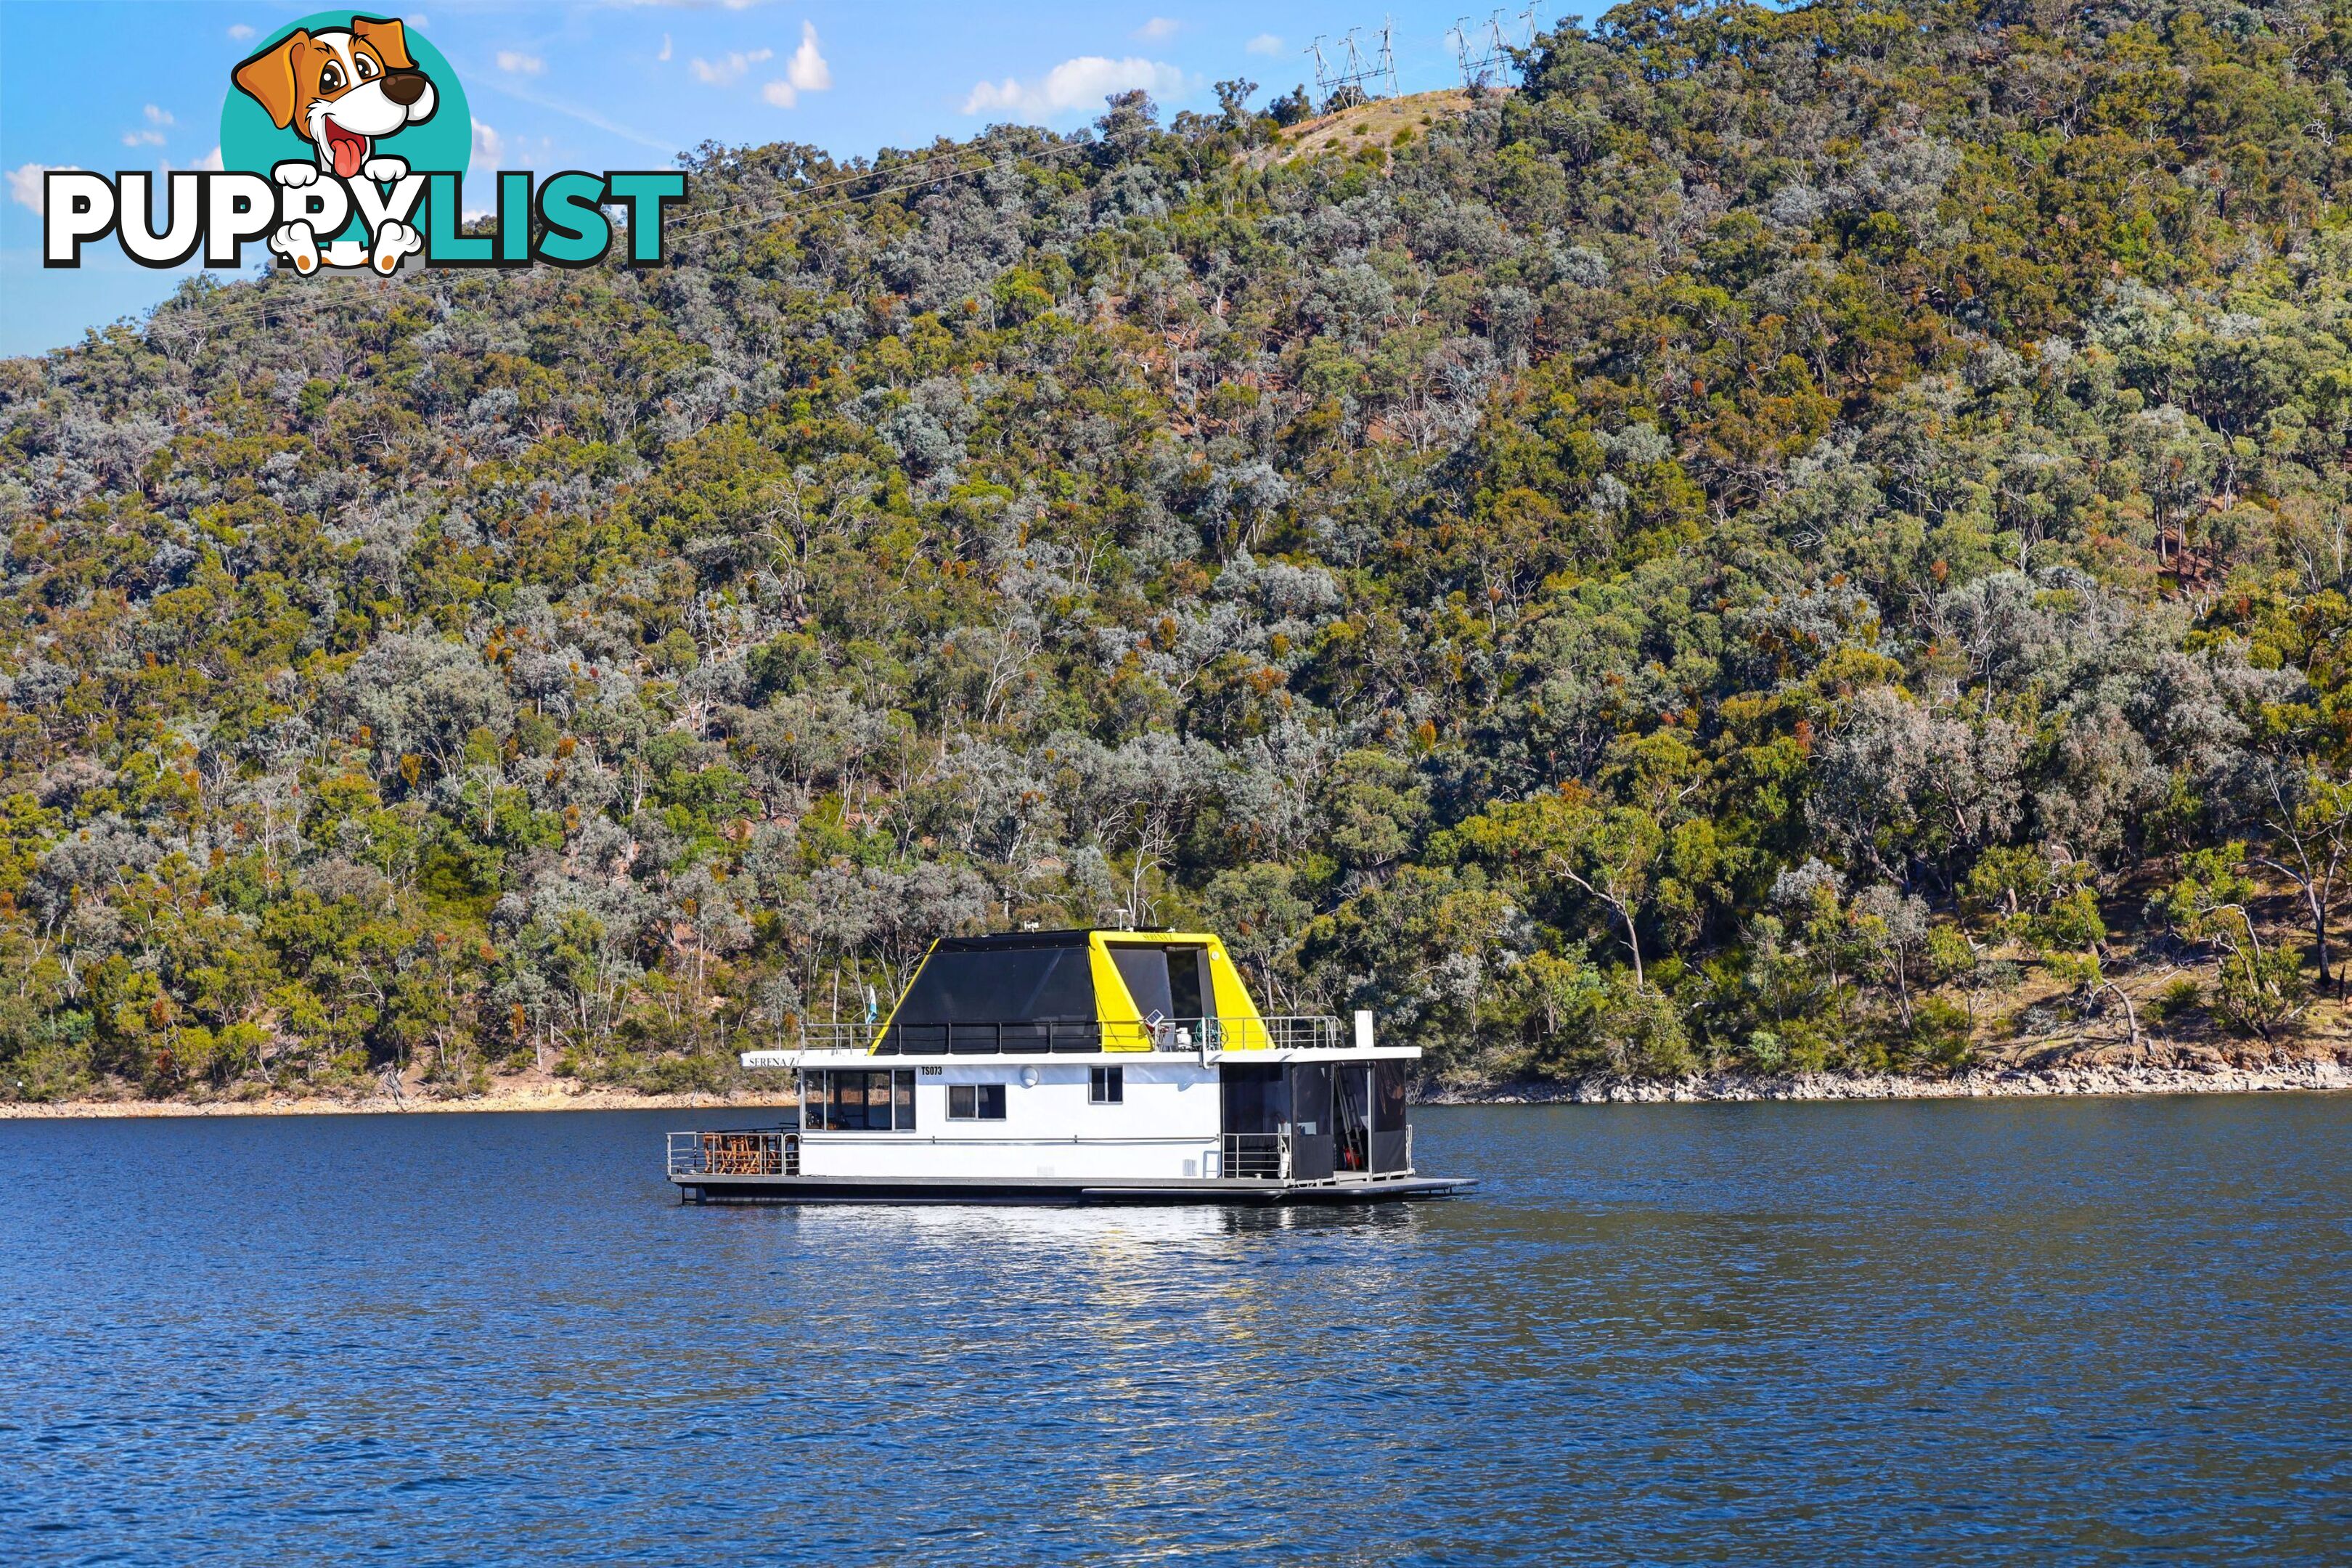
left=666, top=928, right=1475, bottom=1204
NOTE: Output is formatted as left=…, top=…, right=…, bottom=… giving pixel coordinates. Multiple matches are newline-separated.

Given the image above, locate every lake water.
left=2, top=1097, right=2348, bottom=1565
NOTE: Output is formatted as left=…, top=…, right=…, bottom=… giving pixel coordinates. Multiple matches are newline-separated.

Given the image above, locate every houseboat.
left=666, top=928, right=1474, bottom=1205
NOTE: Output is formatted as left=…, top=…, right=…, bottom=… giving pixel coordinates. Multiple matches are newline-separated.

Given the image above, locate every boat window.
left=948, top=1082, right=1007, bottom=1120
left=801, top=1069, right=918, bottom=1130
left=1090, top=1066, right=1124, bottom=1104
left=1166, top=946, right=1209, bottom=1021
left=1110, top=946, right=1175, bottom=1021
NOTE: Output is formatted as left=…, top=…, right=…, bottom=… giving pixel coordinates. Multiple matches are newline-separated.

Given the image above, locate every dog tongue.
left=327, top=127, right=366, bottom=180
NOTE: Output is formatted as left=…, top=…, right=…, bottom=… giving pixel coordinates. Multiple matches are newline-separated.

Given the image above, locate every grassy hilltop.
left=9, top=0, right=2352, bottom=1103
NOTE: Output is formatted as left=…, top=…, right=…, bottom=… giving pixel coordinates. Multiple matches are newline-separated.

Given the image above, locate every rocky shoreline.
left=0, top=1086, right=800, bottom=1120
left=6, top=1055, right=2350, bottom=1119
left=1426, top=1056, right=2352, bottom=1105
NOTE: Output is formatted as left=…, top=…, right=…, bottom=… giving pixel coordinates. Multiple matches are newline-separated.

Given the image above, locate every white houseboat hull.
left=669, top=1049, right=1474, bottom=1206
left=671, top=1171, right=1476, bottom=1205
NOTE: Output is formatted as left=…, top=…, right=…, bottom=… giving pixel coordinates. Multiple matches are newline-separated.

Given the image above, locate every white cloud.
left=964, top=57, right=1194, bottom=120
left=497, top=50, right=544, bottom=75
left=762, top=22, right=830, bottom=107
left=1246, top=33, right=1283, bottom=56
left=1136, top=17, right=1179, bottom=40
left=468, top=118, right=558, bottom=176
left=789, top=22, right=831, bottom=90
left=227, top=23, right=255, bottom=41
left=691, top=46, right=770, bottom=85
left=164, top=147, right=224, bottom=173
left=7, top=163, right=80, bottom=214
left=658, top=32, right=672, bottom=62
left=123, top=103, right=173, bottom=147
left=963, top=56, right=1187, bottom=119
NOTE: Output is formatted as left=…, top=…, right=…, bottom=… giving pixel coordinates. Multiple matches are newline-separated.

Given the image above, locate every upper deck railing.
left=794, top=1014, right=1346, bottom=1055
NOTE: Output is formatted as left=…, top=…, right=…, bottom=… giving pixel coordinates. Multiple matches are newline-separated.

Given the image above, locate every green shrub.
left=8, top=1040, right=94, bottom=1103
left=2150, top=977, right=2204, bottom=1023
left=1594, top=976, right=1695, bottom=1079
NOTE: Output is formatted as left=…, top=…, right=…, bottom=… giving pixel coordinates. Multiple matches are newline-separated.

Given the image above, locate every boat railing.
left=1220, top=1016, right=1348, bottom=1052
left=797, top=1014, right=1347, bottom=1055
left=1219, top=1131, right=1292, bottom=1181
left=667, top=1128, right=799, bottom=1178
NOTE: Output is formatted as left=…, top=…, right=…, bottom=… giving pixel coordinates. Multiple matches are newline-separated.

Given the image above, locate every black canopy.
left=889, top=934, right=1098, bottom=1025
left=875, top=932, right=1103, bottom=1053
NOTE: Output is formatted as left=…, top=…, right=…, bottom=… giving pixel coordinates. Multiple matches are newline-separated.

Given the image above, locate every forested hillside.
left=10, top=0, right=2352, bottom=1101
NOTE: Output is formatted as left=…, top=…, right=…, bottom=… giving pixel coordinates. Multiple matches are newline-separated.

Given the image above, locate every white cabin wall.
left=799, top=1062, right=1223, bottom=1182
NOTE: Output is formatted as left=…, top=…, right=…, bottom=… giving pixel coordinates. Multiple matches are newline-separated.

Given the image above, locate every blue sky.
left=0, top=1, right=1566, bottom=359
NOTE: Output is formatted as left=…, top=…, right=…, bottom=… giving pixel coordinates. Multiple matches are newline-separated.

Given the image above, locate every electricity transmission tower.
left=1449, top=6, right=1537, bottom=89
left=1307, top=18, right=1401, bottom=113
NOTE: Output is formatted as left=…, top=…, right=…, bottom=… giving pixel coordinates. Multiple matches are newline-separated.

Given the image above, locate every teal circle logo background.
left=219, top=11, right=471, bottom=194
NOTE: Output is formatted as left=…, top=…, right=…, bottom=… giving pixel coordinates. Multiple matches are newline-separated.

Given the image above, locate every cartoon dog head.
left=232, top=17, right=437, bottom=181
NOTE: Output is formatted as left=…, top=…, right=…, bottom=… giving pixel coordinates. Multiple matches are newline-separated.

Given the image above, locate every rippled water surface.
left=4, top=1096, right=2349, bottom=1564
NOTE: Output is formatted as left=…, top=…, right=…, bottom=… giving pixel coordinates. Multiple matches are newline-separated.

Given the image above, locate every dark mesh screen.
left=1373, top=1060, right=1409, bottom=1131
left=892, top=945, right=1095, bottom=1024
left=1289, top=1063, right=1332, bottom=1134
left=1220, top=1064, right=1286, bottom=1134
left=1110, top=947, right=1174, bottom=1020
